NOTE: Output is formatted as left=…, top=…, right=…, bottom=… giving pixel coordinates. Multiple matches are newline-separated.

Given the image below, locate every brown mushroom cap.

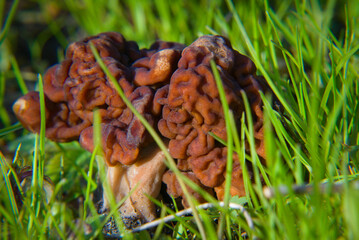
left=133, top=49, right=182, bottom=87
left=66, top=31, right=141, bottom=64
left=158, top=35, right=246, bottom=160
left=13, top=91, right=91, bottom=142
left=132, top=41, right=185, bottom=87
left=159, top=35, right=266, bottom=199
left=64, top=57, right=134, bottom=123
left=140, top=40, right=186, bottom=58
left=189, top=147, right=247, bottom=200
left=13, top=91, right=44, bottom=134
left=177, top=35, right=236, bottom=70
left=79, top=86, right=157, bottom=166
left=43, top=59, right=71, bottom=103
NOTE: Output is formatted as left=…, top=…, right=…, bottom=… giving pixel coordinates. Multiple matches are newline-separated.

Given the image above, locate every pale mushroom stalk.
left=102, top=145, right=167, bottom=227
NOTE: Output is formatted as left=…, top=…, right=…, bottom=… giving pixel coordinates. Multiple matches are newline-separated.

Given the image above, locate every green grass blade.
left=10, top=56, right=28, bottom=94
left=0, top=153, right=25, bottom=234
left=0, top=73, right=11, bottom=129
left=83, top=145, right=99, bottom=221
left=0, top=0, right=19, bottom=45
left=210, top=61, right=233, bottom=207
left=38, top=74, right=46, bottom=189
left=210, top=60, right=234, bottom=239
left=0, top=203, right=14, bottom=225
left=0, top=153, right=19, bottom=220
left=241, top=91, right=270, bottom=187
left=0, top=122, right=22, bottom=137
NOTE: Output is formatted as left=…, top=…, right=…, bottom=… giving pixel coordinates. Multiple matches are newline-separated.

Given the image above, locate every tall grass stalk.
left=0, top=0, right=19, bottom=45
left=0, top=153, right=19, bottom=221
left=210, top=60, right=234, bottom=239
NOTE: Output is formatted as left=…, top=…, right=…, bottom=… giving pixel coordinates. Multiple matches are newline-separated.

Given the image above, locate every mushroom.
left=12, top=32, right=268, bottom=227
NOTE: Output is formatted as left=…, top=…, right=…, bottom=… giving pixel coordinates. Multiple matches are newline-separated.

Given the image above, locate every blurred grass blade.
left=0, top=153, right=19, bottom=221
left=90, top=109, right=130, bottom=236
left=241, top=91, right=270, bottom=187
left=210, top=60, right=234, bottom=238
left=210, top=60, right=233, bottom=206
left=83, top=144, right=99, bottom=221
left=0, top=122, right=23, bottom=137
left=38, top=74, right=46, bottom=188
left=0, top=0, right=19, bottom=45
left=27, top=74, right=47, bottom=231
left=10, top=56, right=28, bottom=95
left=0, top=72, right=11, bottom=129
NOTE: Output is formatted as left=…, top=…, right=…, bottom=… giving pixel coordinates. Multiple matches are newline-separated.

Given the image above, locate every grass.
left=0, top=0, right=358, bottom=239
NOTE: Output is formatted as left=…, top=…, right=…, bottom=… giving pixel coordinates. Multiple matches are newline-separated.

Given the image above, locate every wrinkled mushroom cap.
left=79, top=86, right=157, bottom=166
left=159, top=35, right=266, bottom=200
left=158, top=35, right=247, bottom=160
left=13, top=91, right=44, bottom=133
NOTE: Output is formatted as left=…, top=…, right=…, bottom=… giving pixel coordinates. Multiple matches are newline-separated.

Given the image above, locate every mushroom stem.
left=102, top=146, right=166, bottom=227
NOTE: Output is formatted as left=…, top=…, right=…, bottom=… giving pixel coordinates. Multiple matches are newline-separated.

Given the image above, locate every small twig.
left=131, top=201, right=254, bottom=233
left=104, top=201, right=255, bottom=238
left=263, top=180, right=359, bottom=199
